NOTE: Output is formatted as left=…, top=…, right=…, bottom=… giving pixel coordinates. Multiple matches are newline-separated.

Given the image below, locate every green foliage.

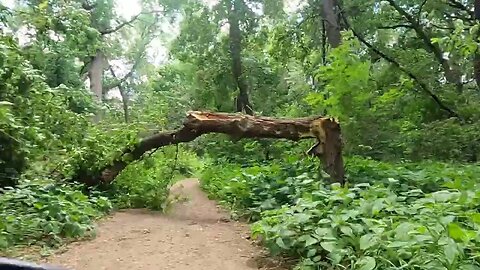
left=111, top=145, right=202, bottom=211
left=0, top=181, right=112, bottom=251
left=201, top=155, right=318, bottom=220
left=2, top=0, right=480, bottom=264
left=399, top=120, right=480, bottom=162
left=306, top=33, right=372, bottom=120
left=0, top=31, right=96, bottom=187
left=253, top=181, right=480, bottom=270
left=111, top=157, right=172, bottom=211
left=57, top=124, right=140, bottom=180
left=346, top=157, right=480, bottom=192
left=201, top=157, right=480, bottom=269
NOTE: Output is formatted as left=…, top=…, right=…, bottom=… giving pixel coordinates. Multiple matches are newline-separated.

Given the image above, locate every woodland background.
left=0, top=0, right=479, bottom=269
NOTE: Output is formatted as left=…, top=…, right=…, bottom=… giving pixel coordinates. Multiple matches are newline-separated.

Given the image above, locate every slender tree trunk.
left=88, top=50, right=105, bottom=101
left=322, top=0, right=342, bottom=48
left=88, top=50, right=105, bottom=122
left=321, top=19, right=327, bottom=64
left=228, top=0, right=254, bottom=115
left=109, top=66, right=130, bottom=123
left=474, top=0, right=480, bottom=90
left=119, top=87, right=130, bottom=123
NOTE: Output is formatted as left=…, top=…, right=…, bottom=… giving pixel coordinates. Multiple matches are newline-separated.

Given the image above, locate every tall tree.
left=474, top=0, right=480, bottom=90
left=80, top=0, right=165, bottom=121
left=322, top=0, right=342, bottom=48
left=227, top=0, right=254, bottom=115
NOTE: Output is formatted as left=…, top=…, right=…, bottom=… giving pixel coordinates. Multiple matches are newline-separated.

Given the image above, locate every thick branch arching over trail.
left=77, top=111, right=345, bottom=186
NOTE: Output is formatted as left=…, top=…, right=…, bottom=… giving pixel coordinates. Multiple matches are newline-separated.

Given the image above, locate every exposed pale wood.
left=76, top=111, right=345, bottom=185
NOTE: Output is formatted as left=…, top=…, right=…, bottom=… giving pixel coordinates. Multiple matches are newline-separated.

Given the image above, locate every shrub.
left=0, top=181, right=111, bottom=250
left=201, top=156, right=480, bottom=269
left=252, top=181, right=480, bottom=269
left=111, top=146, right=202, bottom=211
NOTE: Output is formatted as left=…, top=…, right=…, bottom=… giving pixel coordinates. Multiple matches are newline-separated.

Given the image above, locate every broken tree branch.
left=76, top=111, right=345, bottom=186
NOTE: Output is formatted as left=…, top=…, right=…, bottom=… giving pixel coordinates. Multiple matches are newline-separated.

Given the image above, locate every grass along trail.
left=43, top=179, right=284, bottom=270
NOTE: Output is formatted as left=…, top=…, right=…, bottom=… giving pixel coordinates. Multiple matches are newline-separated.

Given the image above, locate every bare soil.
left=44, top=179, right=287, bottom=270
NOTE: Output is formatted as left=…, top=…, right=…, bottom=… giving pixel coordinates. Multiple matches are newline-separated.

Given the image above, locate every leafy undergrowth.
left=200, top=156, right=480, bottom=269
left=111, top=145, right=203, bottom=210
left=0, top=145, right=202, bottom=255
left=0, top=181, right=112, bottom=254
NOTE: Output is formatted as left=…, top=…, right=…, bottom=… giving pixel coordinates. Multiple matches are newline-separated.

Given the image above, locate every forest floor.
left=43, top=179, right=286, bottom=270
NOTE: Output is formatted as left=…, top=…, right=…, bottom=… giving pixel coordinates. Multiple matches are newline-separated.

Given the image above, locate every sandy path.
left=45, top=179, right=284, bottom=270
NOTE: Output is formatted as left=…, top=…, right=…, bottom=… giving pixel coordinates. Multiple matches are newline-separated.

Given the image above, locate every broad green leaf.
left=356, top=256, right=376, bottom=270
left=395, top=222, right=415, bottom=238
left=276, top=237, right=288, bottom=249
left=471, top=213, right=480, bottom=224
left=320, top=241, right=336, bottom=252
left=0, top=101, right=13, bottom=106
left=359, top=234, right=375, bottom=250
left=444, top=240, right=459, bottom=265
left=460, top=264, right=480, bottom=270
left=448, top=223, right=467, bottom=242
left=340, top=226, right=353, bottom=236
left=386, top=241, right=409, bottom=248
left=440, top=216, right=455, bottom=226
left=432, top=191, right=455, bottom=202
left=314, top=227, right=332, bottom=238
left=304, top=235, right=319, bottom=247
left=306, top=249, right=316, bottom=257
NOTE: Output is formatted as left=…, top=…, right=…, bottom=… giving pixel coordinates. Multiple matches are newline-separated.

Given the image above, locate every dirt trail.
left=45, top=179, right=285, bottom=270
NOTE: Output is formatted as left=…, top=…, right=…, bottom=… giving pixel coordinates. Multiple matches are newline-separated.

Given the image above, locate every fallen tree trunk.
left=78, top=111, right=345, bottom=185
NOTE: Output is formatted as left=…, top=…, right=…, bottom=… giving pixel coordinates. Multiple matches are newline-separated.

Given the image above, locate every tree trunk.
left=109, top=66, right=130, bottom=123
left=119, top=86, right=130, bottom=123
left=321, top=19, right=327, bottom=64
left=474, top=0, right=480, bottom=90
left=75, top=111, right=345, bottom=186
left=88, top=50, right=105, bottom=122
left=228, top=0, right=254, bottom=115
left=88, top=50, right=105, bottom=101
left=322, top=0, right=342, bottom=48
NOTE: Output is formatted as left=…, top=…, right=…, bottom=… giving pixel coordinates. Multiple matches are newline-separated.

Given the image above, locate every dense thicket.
left=0, top=0, right=479, bottom=269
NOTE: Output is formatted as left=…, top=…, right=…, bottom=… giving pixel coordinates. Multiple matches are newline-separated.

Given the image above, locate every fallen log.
left=78, top=111, right=345, bottom=185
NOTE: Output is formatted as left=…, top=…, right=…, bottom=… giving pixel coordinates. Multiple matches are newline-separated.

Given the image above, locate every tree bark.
left=108, top=66, right=130, bottom=123
left=76, top=111, right=345, bottom=186
left=228, top=0, right=254, bottom=115
left=474, top=0, right=480, bottom=90
left=88, top=50, right=105, bottom=101
left=322, top=0, right=342, bottom=48
left=118, top=86, right=129, bottom=123
left=88, top=50, right=105, bottom=122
